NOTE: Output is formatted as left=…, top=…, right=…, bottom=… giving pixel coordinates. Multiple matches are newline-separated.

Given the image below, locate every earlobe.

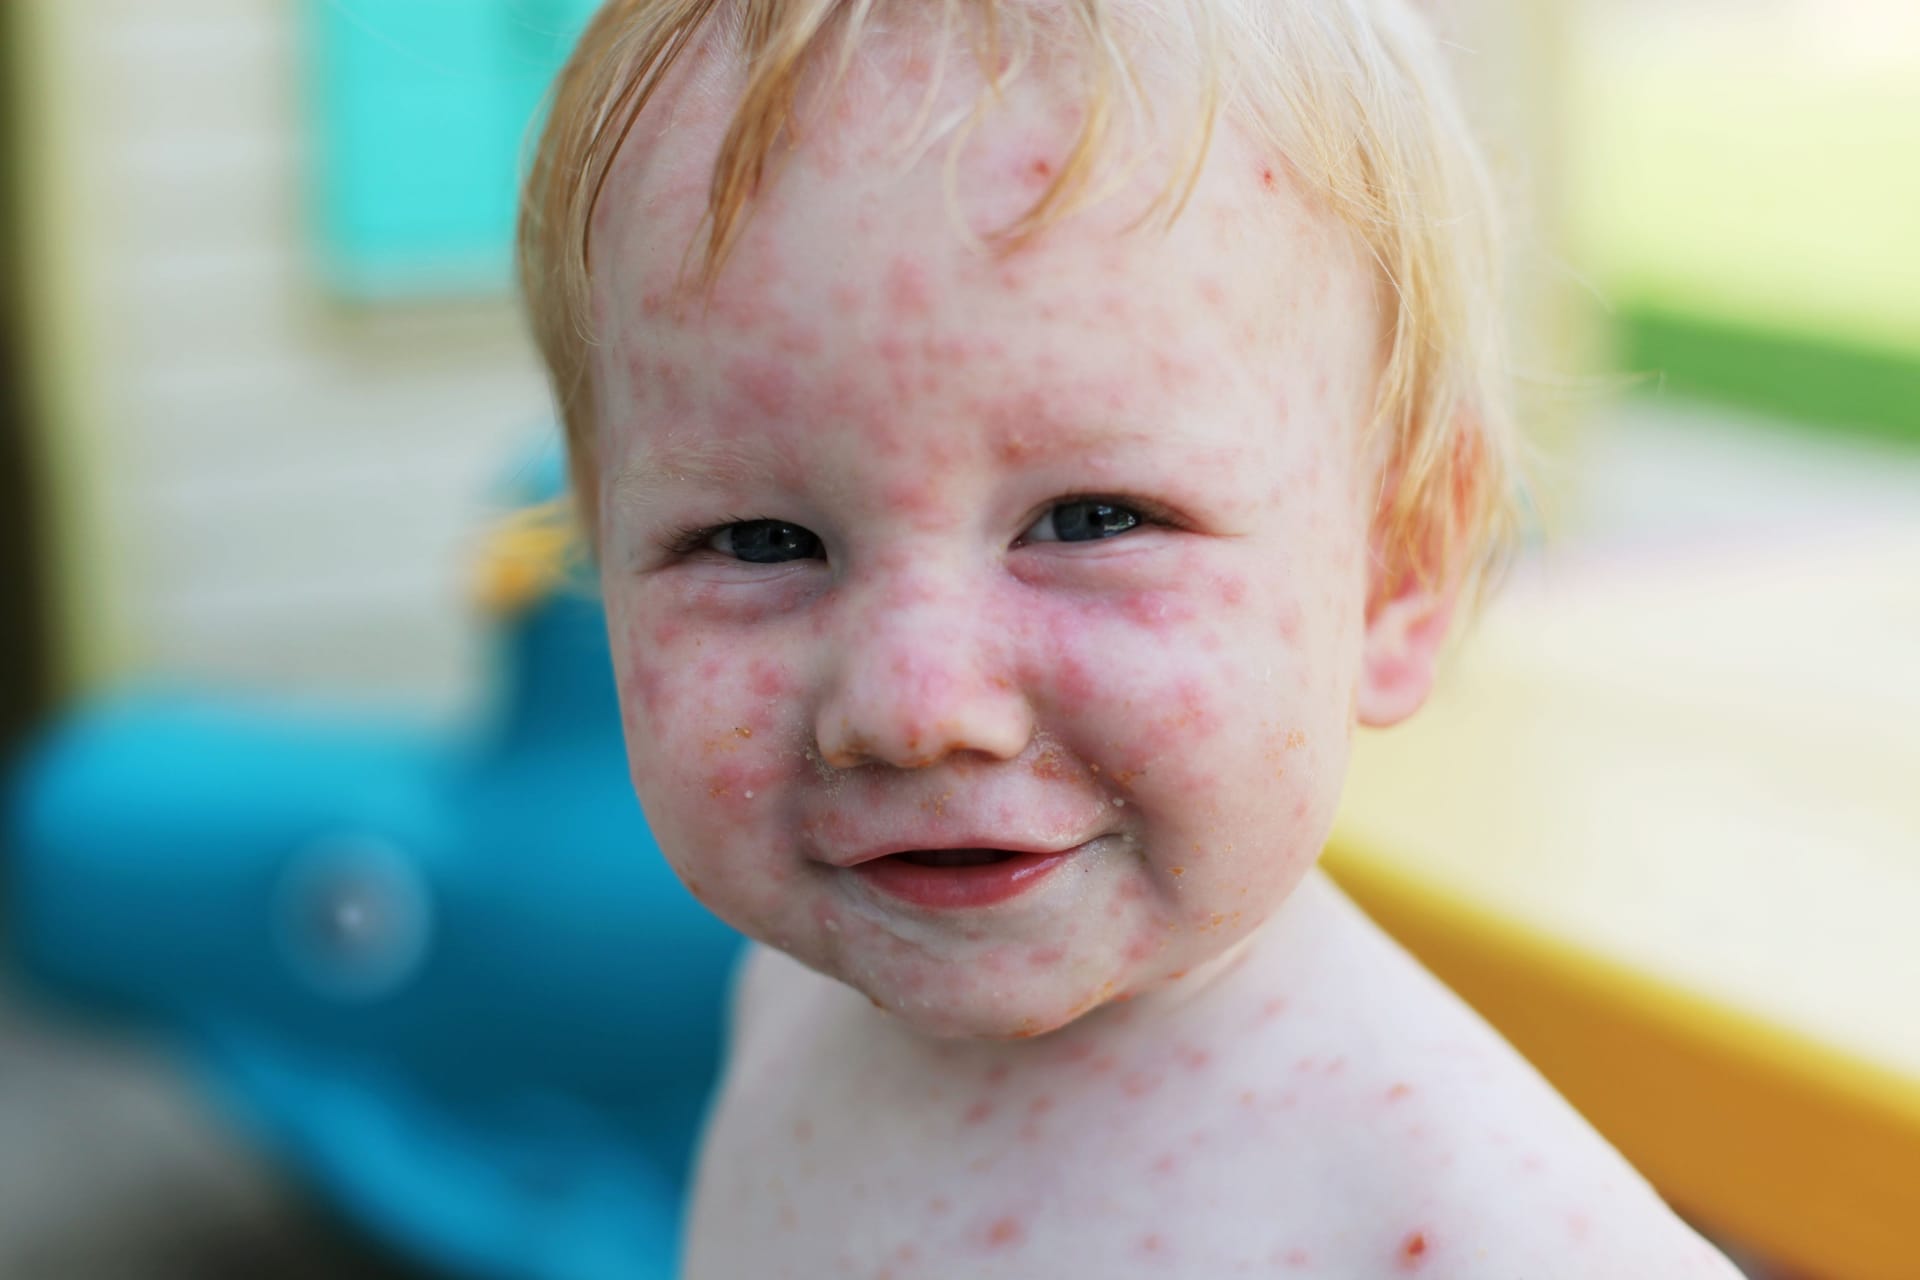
left=1355, top=568, right=1457, bottom=728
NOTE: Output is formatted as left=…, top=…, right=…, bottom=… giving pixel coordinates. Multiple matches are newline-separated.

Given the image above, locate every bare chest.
left=682, top=1023, right=1428, bottom=1278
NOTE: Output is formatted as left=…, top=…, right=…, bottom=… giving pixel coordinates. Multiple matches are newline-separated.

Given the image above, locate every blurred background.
left=1, top=1, right=1916, bottom=1278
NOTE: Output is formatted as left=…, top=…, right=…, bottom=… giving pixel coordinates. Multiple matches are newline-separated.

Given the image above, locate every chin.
left=852, top=968, right=1113, bottom=1041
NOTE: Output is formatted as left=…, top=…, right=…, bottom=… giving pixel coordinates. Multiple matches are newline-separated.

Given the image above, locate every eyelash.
left=659, top=495, right=1184, bottom=558
left=662, top=515, right=762, bottom=557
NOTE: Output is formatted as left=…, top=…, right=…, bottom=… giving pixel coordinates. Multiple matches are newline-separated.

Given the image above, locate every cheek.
left=609, top=596, right=809, bottom=840
left=1013, top=562, right=1353, bottom=878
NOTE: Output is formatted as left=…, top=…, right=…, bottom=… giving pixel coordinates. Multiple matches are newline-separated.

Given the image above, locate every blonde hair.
left=519, top=0, right=1518, bottom=596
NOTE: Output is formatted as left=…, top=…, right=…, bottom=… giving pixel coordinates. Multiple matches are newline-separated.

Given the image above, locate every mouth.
left=850, top=844, right=1083, bottom=910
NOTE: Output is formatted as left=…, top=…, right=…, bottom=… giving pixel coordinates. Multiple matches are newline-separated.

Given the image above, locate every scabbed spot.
left=1398, top=1229, right=1431, bottom=1270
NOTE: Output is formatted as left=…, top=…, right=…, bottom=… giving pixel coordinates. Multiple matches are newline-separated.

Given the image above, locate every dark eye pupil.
left=730, top=520, right=821, bottom=563
left=1054, top=501, right=1139, bottom=542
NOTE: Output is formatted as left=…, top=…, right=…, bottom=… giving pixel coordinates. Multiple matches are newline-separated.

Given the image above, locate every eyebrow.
left=605, top=436, right=779, bottom=516
left=605, top=420, right=1204, bottom=517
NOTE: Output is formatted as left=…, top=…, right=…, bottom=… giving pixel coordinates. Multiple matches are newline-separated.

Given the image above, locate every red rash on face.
left=885, top=256, right=934, bottom=319
left=729, top=356, right=799, bottom=420
left=774, top=326, right=824, bottom=359
left=591, top=62, right=1382, bottom=1047
left=748, top=659, right=793, bottom=699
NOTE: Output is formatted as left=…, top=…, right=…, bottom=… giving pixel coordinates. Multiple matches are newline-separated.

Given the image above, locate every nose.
left=813, top=574, right=1035, bottom=770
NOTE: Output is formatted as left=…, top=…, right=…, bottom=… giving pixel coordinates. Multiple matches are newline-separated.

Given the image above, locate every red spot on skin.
left=748, top=661, right=791, bottom=698
left=1259, top=997, right=1289, bottom=1021
left=1398, top=1230, right=1430, bottom=1270
left=1281, top=1247, right=1312, bottom=1268
left=1387, top=1083, right=1414, bottom=1102
left=1139, top=1233, right=1166, bottom=1256
left=1151, top=1153, right=1180, bottom=1176
left=928, top=1197, right=951, bottom=1216
left=774, top=326, right=823, bottom=358
left=985, top=1216, right=1026, bottom=1249
left=1119, top=590, right=1198, bottom=632
left=984, top=1063, right=1012, bottom=1087
left=1120, top=1071, right=1164, bottom=1099
left=1568, top=1212, right=1590, bottom=1242
left=962, top=1100, right=995, bottom=1127
left=793, top=1118, right=813, bottom=1143
left=885, top=257, right=933, bottom=319
left=1261, top=166, right=1279, bottom=192
left=1177, top=1046, right=1212, bottom=1072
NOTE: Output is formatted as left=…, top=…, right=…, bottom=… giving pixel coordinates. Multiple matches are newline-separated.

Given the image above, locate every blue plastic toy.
left=4, top=448, right=745, bottom=1280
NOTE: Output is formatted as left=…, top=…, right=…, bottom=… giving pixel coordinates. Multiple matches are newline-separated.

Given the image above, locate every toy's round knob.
left=273, top=836, right=433, bottom=1002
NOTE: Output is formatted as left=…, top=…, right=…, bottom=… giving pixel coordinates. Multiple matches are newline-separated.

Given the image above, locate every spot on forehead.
left=885, top=256, right=934, bottom=319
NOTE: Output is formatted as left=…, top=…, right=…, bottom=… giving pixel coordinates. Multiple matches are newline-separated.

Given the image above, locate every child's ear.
left=1355, top=562, right=1458, bottom=728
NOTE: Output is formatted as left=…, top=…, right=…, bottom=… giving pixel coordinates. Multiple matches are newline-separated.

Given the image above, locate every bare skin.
left=586, top=32, right=1745, bottom=1280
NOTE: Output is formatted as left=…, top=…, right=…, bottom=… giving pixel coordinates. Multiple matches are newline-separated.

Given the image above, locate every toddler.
left=520, top=0, right=1746, bottom=1274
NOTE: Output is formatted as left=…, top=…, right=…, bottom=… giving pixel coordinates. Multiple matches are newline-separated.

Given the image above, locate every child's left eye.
left=1020, top=499, right=1144, bottom=545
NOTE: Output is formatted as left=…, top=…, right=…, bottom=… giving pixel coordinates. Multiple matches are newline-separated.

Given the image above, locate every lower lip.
left=852, top=847, right=1079, bottom=910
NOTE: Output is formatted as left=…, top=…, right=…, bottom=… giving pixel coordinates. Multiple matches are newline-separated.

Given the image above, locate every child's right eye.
left=702, top=519, right=824, bottom=564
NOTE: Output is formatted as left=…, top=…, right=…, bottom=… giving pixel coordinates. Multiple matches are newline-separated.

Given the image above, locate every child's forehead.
left=589, top=23, right=1365, bottom=315
left=584, top=24, right=1386, bottom=487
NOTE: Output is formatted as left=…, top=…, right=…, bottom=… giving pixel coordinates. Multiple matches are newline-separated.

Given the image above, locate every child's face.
left=590, top=64, right=1387, bottom=1038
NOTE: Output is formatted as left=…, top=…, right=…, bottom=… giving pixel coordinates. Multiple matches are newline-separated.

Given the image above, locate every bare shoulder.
left=1286, top=874, right=1746, bottom=1278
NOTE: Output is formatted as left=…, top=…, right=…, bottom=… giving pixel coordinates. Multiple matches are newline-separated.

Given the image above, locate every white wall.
left=21, top=0, right=557, bottom=712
